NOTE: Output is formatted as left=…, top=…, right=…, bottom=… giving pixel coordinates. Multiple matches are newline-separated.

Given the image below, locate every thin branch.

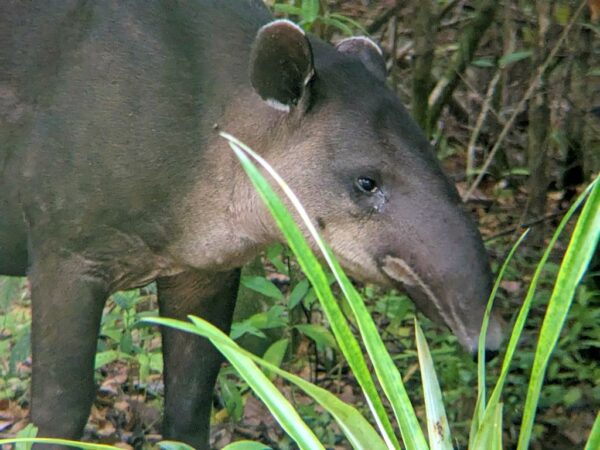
left=466, top=71, right=502, bottom=181
left=366, top=1, right=401, bottom=34
left=463, top=0, right=588, bottom=201
left=484, top=211, right=565, bottom=242
left=427, top=0, right=498, bottom=132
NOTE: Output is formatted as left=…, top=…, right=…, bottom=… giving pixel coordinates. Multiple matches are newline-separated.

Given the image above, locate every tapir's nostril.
left=472, top=349, right=499, bottom=363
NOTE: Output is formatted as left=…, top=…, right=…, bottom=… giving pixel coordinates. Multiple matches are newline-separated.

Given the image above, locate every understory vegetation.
left=1, top=0, right=599, bottom=449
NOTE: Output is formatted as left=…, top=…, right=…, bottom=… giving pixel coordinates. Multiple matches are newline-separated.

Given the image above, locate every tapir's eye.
left=356, top=177, right=378, bottom=194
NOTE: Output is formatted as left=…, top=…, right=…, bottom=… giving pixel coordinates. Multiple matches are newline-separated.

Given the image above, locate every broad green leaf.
left=231, top=306, right=287, bottom=339
left=230, top=321, right=266, bottom=340
left=147, top=317, right=324, bottom=450
left=158, top=441, right=196, bottom=450
left=112, top=290, right=139, bottom=310
left=94, top=350, right=132, bottom=369
left=246, top=305, right=287, bottom=329
left=295, top=324, right=338, bottom=351
left=262, top=338, right=289, bottom=372
left=517, top=178, right=600, bottom=450
left=220, top=374, right=245, bottom=422
left=272, top=5, right=303, bottom=15
left=266, top=243, right=288, bottom=274
left=472, top=58, right=495, bottom=68
left=15, top=424, right=37, bottom=450
left=499, top=50, right=532, bottom=68
left=222, top=441, right=272, bottom=450
left=241, top=276, right=284, bottom=300
left=0, top=277, right=24, bottom=310
left=288, top=279, right=310, bottom=309
left=301, top=0, right=320, bottom=23
left=415, top=320, right=452, bottom=450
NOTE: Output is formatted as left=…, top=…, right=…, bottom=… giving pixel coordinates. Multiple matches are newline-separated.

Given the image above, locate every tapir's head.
left=245, top=20, right=502, bottom=357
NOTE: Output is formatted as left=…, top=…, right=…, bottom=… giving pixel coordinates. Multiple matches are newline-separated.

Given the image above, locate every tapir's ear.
left=335, top=37, right=387, bottom=82
left=250, top=20, right=315, bottom=112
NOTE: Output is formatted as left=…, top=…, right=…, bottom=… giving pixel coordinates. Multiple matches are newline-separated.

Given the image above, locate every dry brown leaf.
left=589, top=0, right=600, bottom=21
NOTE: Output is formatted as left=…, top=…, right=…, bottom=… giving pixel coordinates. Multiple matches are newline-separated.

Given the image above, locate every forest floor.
left=0, top=0, right=598, bottom=449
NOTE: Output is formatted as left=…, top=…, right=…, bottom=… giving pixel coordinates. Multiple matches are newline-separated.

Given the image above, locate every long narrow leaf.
left=415, top=319, right=452, bottom=450
left=145, top=317, right=324, bottom=450
left=192, top=316, right=387, bottom=450
left=222, top=441, right=272, bottom=450
left=221, top=133, right=402, bottom=449
left=0, top=439, right=118, bottom=449
left=517, top=178, right=600, bottom=449
left=584, top=412, right=600, bottom=450
left=148, top=315, right=387, bottom=450
left=469, top=230, right=529, bottom=446
left=473, top=177, right=600, bottom=447
left=471, top=402, right=504, bottom=450
left=222, top=132, right=428, bottom=449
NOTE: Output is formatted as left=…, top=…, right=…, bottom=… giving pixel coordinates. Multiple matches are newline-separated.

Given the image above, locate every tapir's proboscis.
left=0, top=1, right=502, bottom=448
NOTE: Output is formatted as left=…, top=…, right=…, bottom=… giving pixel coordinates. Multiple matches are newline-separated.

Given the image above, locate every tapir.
left=0, top=1, right=503, bottom=448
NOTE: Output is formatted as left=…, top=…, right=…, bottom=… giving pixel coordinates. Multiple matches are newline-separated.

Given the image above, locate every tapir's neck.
left=164, top=91, right=285, bottom=272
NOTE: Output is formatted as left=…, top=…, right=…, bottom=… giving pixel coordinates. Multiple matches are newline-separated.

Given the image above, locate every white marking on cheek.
left=381, top=256, right=417, bottom=287
left=381, top=255, right=470, bottom=347
left=265, top=98, right=291, bottom=112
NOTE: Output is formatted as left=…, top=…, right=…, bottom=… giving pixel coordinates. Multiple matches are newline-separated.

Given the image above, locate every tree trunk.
left=525, top=1, right=552, bottom=244
left=411, top=0, right=436, bottom=131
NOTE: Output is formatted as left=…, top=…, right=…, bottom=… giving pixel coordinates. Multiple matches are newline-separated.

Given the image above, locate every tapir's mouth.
left=379, top=255, right=478, bottom=352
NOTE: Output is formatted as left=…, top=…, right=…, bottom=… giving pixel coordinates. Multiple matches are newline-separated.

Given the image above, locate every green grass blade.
left=471, top=402, right=503, bottom=450
left=148, top=315, right=387, bottom=450
left=223, top=134, right=401, bottom=449
left=492, top=403, right=503, bottom=450
left=145, top=317, right=324, bottom=450
left=473, top=177, right=600, bottom=447
left=221, top=441, right=272, bottom=450
left=414, top=319, right=453, bottom=450
left=0, top=439, right=119, bottom=449
left=517, top=178, right=600, bottom=449
left=584, top=412, right=600, bottom=450
left=157, top=441, right=196, bottom=450
left=185, top=318, right=386, bottom=450
left=221, top=132, right=427, bottom=450
left=468, top=230, right=529, bottom=446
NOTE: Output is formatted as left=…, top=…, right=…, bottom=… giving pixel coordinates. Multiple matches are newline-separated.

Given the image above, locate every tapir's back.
left=0, top=0, right=271, bottom=276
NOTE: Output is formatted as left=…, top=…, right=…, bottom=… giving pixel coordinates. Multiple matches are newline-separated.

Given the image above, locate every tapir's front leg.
left=29, top=251, right=108, bottom=449
left=157, top=269, right=240, bottom=449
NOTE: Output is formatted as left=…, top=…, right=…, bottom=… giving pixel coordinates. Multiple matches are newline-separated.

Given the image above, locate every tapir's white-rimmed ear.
left=250, top=20, right=315, bottom=112
left=335, top=36, right=387, bottom=82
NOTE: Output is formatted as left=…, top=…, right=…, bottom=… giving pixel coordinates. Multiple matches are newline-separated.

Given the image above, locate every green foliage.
left=95, top=287, right=163, bottom=387
left=272, top=0, right=365, bottom=36
left=155, top=133, right=597, bottom=450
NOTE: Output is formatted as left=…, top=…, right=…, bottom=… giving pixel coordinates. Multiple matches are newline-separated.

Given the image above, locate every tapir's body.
left=1, top=1, right=501, bottom=448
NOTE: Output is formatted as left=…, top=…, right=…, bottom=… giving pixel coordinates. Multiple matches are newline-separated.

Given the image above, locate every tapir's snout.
left=380, top=253, right=504, bottom=358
